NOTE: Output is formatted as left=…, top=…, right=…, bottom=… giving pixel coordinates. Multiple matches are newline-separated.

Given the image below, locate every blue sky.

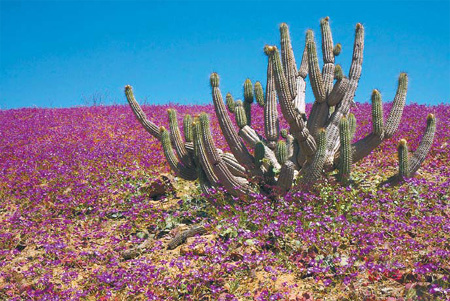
left=1, top=0, right=449, bottom=109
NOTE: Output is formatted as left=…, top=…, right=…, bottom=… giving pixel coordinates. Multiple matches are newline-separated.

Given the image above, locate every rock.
left=140, top=174, right=175, bottom=199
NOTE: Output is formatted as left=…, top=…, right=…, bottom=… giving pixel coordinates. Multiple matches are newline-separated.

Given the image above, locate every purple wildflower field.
left=0, top=102, right=449, bottom=300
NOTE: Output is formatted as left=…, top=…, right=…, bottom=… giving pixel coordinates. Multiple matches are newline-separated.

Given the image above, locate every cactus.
left=406, top=113, right=436, bottom=176
left=244, top=79, right=253, bottom=126
left=168, top=109, right=193, bottom=168
left=160, top=127, right=197, bottom=181
left=125, top=18, right=436, bottom=198
left=276, top=140, right=288, bottom=165
left=254, top=142, right=265, bottom=169
left=226, top=93, right=236, bottom=113
left=183, top=114, right=193, bottom=143
left=333, top=43, right=342, bottom=56
left=254, top=81, right=265, bottom=107
left=334, top=64, right=343, bottom=81
left=397, top=139, right=409, bottom=179
left=299, top=128, right=327, bottom=185
left=348, top=113, right=356, bottom=140
left=338, top=117, right=352, bottom=185
left=235, top=105, right=248, bottom=129
left=371, top=90, right=384, bottom=137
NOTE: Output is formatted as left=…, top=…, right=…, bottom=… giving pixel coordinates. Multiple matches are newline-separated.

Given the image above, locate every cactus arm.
left=280, top=23, right=298, bottom=98
left=371, top=90, right=384, bottom=137
left=239, top=125, right=263, bottom=146
left=333, top=43, right=342, bottom=56
left=160, top=127, right=197, bottom=180
left=327, top=77, right=349, bottom=106
left=226, top=93, right=236, bottom=113
left=285, top=134, right=297, bottom=163
left=197, top=168, right=214, bottom=195
left=408, top=114, right=436, bottom=176
left=298, top=42, right=308, bottom=79
left=244, top=79, right=254, bottom=126
left=325, top=23, right=365, bottom=162
left=235, top=105, right=248, bottom=129
left=306, top=27, right=329, bottom=138
left=265, top=46, right=317, bottom=159
left=125, top=85, right=161, bottom=140
left=397, top=139, right=410, bottom=179
left=347, top=23, right=365, bottom=90
left=306, top=30, right=326, bottom=103
left=320, top=17, right=336, bottom=95
left=210, top=73, right=255, bottom=169
left=264, top=53, right=280, bottom=149
left=351, top=75, right=407, bottom=163
left=238, top=125, right=281, bottom=170
left=254, top=141, right=266, bottom=170
left=349, top=133, right=383, bottom=164
left=276, top=161, right=296, bottom=194
left=350, top=90, right=386, bottom=163
left=299, top=128, right=327, bottom=185
left=384, top=73, right=408, bottom=138
left=183, top=114, right=193, bottom=143
left=265, top=46, right=295, bottom=123
left=167, top=109, right=194, bottom=168
left=338, top=117, right=352, bottom=185
left=294, top=73, right=307, bottom=116
left=192, top=121, right=220, bottom=185
left=254, top=81, right=265, bottom=107
left=294, top=43, right=308, bottom=115
left=220, top=152, right=247, bottom=178
left=191, top=121, right=214, bottom=193
left=199, top=113, right=252, bottom=197
left=348, top=113, right=356, bottom=140
left=276, top=140, right=288, bottom=165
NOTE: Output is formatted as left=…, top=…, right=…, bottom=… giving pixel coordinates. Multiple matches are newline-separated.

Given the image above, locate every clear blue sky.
left=1, top=0, right=449, bottom=109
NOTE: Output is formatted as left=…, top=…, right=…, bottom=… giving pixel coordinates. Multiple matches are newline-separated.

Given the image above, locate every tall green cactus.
left=183, top=114, right=193, bottom=143
left=338, top=117, right=352, bottom=185
left=371, top=90, right=384, bottom=137
left=235, top=105, right=248, bottom=129
left=397, top=139, right=409, bottom=179
left=254, top=81, right=265, bottom=107
left=254, top=142, right=265, bottom=169
left=244, top=79, right=253, bottom=126
left=348, top=113, right=356, bottom=140
left=276, top=140, right=288, bottom=165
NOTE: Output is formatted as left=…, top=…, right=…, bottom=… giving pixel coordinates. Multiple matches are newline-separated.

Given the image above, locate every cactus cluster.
left=125, top=18, right=436, bottom=198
